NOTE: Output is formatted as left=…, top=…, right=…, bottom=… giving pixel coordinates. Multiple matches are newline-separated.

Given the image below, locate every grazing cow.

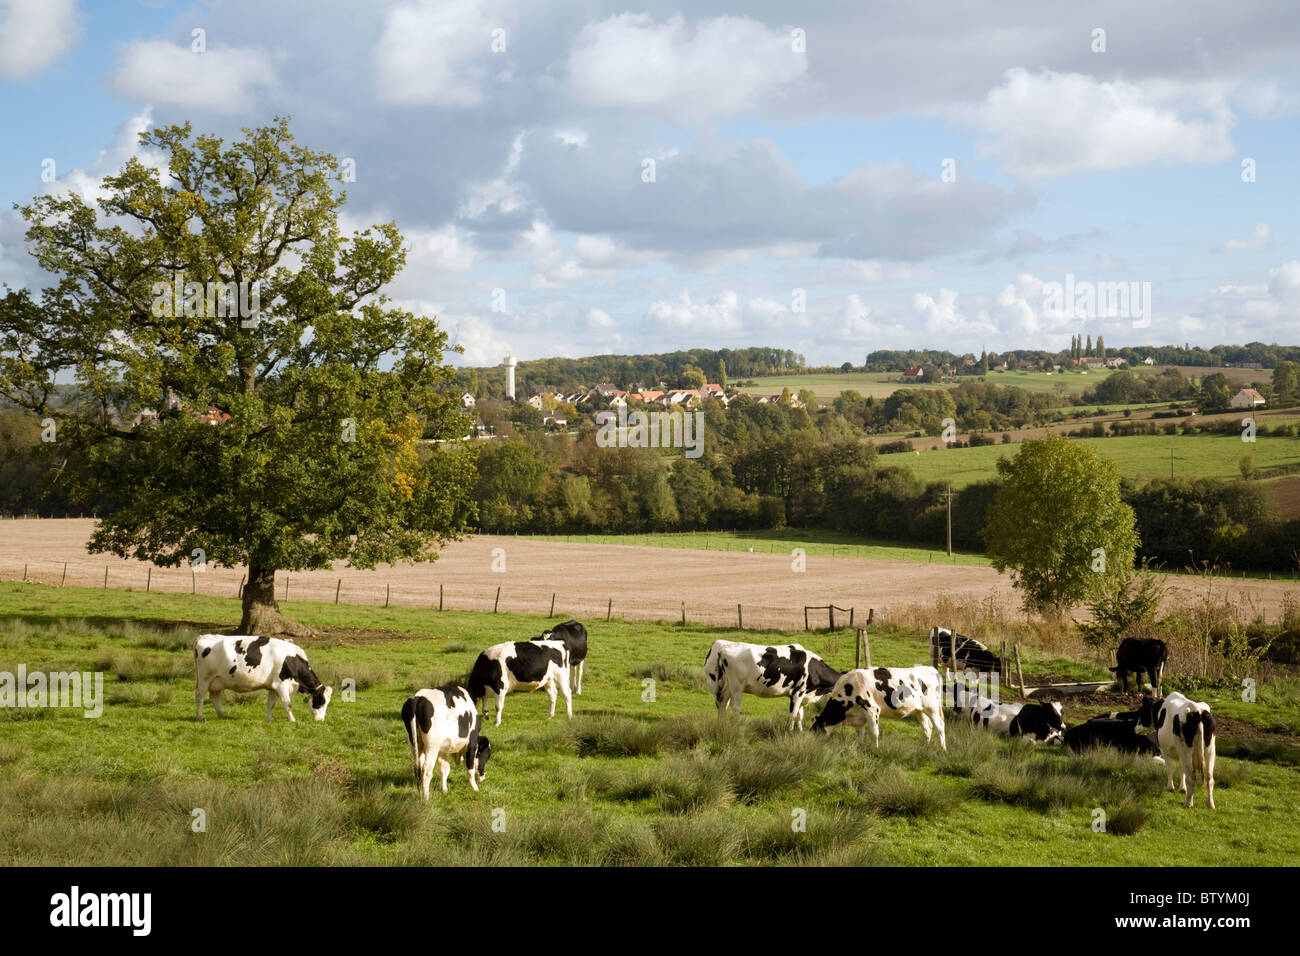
left=953, top=696, right=1065, bottom=743
left=1064, top=716, right=1161, bottom=757
left=401, top=685, right=491, bottom=799
left=704, top=640, right=843, bottom=731
left=467, top=639, right=571, bottom=727
left=534, top=619, right=588, bottom=695
left=194, top=634, right=333, bottom=722
left=930, top=627, right=1000, bottom=672
left=811, top=666, right=946, bottom=749
left=1110, top=637, right=1168, bottom=692
left=1136, top=693, right=1216, bottom=809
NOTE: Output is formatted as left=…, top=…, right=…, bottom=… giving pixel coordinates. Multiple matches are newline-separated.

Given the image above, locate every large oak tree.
left=1, top=118, right=475, bottom=636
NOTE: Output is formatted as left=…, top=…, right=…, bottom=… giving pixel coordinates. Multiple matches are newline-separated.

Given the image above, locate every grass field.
left=736, top=368, right=1116, bottom=401
left=897, top=432, right=1300, bottom=489
left=2, top=581, right=1298, bottom=866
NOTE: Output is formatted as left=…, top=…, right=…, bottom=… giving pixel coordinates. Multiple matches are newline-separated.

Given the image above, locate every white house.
left=1230, top=388, right=1266, bottom=409
left=460, top=392, right=476, bottom=408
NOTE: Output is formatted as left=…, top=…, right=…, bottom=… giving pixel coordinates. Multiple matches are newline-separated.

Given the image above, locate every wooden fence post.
left=22, top=564, right=27, bottom=582
left=849, top=607, right=854, bottom=628
left=804, top=607, right=809, bottom=631
left=950, top=630, right=958, bottom=673
left=606, top=599, right=612, bottom=622
left=493, top=586, right=500, bottom=613
left=1014, top=644, right=1027, bottom=700
left=191, top=569, right=196, bottom=594
left=61, top=562, right=67, bottom=586
left=680, top=602, right=686, bottom=626
left=549, top=593, right=556, bottom=617
left=855, top=627, right=863, bottom=668
left=335, top=579, right=341, bottom=604
left=386, top=583, right=391, bottom=608
left=439, top=583, right=444, bottom=612
left=146, top=567, right=151, bottom=592
left=104, top=566, right=109, bottom=589
left=829, top=606, right=835, bottom=631
left=238, top=574, right=245, bottom=599
left=737, top=603, right=743, bottom=629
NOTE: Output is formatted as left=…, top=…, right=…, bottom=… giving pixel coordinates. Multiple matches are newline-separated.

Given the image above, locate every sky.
left=1, top=0, right=1298, bottom=367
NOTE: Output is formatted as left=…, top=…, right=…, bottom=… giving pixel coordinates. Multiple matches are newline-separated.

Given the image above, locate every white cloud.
left=1220, top=222, right=1271, bottom=253
left=372, top=0, right=501, bottom=107
left=111, top=39, right=277, bottom=113
left=963, top=68, right=1236, bottom=177
left=566, top=14, right=805, bottom=121
left=646, top=290, right=743, bottom=332
left=0, top=0, right=79, bottom=80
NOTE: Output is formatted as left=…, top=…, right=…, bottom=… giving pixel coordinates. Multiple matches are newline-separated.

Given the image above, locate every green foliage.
left=983, top=435, right=1140, bottom=615
left=1077, top=559, right=1167, bottom=649
left=1, top=119, right=475, bottom=626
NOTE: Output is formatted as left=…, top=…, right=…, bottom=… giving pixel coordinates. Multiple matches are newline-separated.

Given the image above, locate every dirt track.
left=2, top=519, right=1298, bottom=631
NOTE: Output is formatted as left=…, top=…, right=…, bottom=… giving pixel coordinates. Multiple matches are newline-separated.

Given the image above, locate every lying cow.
left=1064, top=716, right=1161, bottom=757
left=401, top=685, right=491, bottom=799
left=953, top=696, right=1065, bottom=743
left=194, top=634, right=333, bottom=722
left=534, top=619, right=588, bottom=695
left=930, top=627, right=1000, bottom=672
left=811, top=666, right=946, bottom=749
left=467, top=639, right=571, bottom=727
left=1136, top=692, right=1216, bottom=809
left=704, top=640, right=842, bottom=731
left=1110, top=637, right=1167, bottom=692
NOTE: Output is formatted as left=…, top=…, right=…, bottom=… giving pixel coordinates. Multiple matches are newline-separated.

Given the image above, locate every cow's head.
left=1134, top=695, right=1163, bottom=734
left=306, top=685, right=334, bottom=721
left=811, top=697, right=850, bottom=734
left=810, top=676, right=873, bottom=734
left=472, top=735, right=492, bottom=780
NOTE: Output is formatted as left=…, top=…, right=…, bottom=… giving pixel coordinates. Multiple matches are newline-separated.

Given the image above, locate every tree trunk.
left=239, top=565, right=314, bottom=638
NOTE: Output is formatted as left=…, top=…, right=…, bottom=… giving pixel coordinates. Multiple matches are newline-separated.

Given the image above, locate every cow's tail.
left=400, top=696, right=420, bottom=779
left=1194, top=708, right=1215, bottom=780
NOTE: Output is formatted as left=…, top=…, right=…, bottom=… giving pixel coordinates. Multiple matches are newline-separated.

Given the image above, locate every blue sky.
left=2, top=0, right=1299, bottom=365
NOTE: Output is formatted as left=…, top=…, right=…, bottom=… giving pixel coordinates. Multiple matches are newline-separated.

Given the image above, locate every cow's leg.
left=545, top=680, right=558, bottom=719
left=438, top=756, right=452, bottom=793
left=560, top=673, right=573, bottom=719
left=418, top=753, right=434, bottom=800
left=195, top=680, right=206, bottom=721
left=208, top=687, right=224, bottom=718
left=266, top=689, right=277, bottom=722
left=918, top=712, right=933, bottom=744
left=1161, top=747, right=1177, bottom=792
left=494, top=690, right=505, bottom=727
left=279, top=687, right=295, bottom=722
left=932, top=709, right=947, bottom=750
left=868, top=709, right=881, bottom=748
left=467, top=760, right=480, bottom=793
left=574, top=660, right=584, bottom=696
left=1204, top=743, right=1216, bottom=810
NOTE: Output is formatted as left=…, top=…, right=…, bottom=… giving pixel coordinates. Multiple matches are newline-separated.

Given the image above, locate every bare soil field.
left=3, top=518, right=1299, bottom=631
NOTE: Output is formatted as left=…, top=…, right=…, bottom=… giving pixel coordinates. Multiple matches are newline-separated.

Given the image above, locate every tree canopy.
left=0, top=118, right=475, bottom=635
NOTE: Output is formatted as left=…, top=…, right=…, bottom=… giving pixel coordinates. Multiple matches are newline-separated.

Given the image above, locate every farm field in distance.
left=736, top=367, right=1120, bottom=401
left=2, top=582, right=1298, bottom=866
left=894, top=432, right=1300, bottom=491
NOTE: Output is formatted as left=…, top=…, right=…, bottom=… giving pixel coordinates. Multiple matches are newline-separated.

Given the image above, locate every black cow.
left=1064, top=716, right=1162, bottom=757
left=930, top=627, right=1000, bottom=672
left=1110, top=637, right=1167, bottom=692
left=534, top=619, right=588, bottom=695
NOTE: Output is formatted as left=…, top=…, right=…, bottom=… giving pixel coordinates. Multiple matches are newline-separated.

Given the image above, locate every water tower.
left=504, top=354, right=517, bottom=400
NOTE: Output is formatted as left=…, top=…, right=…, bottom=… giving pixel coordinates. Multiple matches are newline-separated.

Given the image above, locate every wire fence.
left=0, top=557, right=859, bottom=633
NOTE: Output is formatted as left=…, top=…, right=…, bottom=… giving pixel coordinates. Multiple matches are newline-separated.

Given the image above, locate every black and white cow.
left=704, top=640, right=843, bottom=731
left=1063, top=716, right=1161, bottom=757
left=534, top=619, right=588, bottom=695
left=930, top=627, right=1000, bottom=672
left=401, top=685, right=491, bottom=799
left=467, top=639, right=572, bottom=727
left=1136, top=692, right=1216, bottom=809
left=811, top=666, right=946, bottom=749
left=1110, top=637, right=1168, bottom=692
left=194, top=634, right=333, bottom=722
left=952, top=696, right=1065, bottom=743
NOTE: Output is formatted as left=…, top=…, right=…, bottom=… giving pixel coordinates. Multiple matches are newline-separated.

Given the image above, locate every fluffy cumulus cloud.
left=1220, top=222, right=1271, bottom=253
left=0, top=0, right=79, bottom=80
left=963, top=68, right=1236, bottom=177
left=565, top=13, right=805, bottom=121
left=372, top=0, right=508, bottom=108
left=110, top=39, right=278, bottom=113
